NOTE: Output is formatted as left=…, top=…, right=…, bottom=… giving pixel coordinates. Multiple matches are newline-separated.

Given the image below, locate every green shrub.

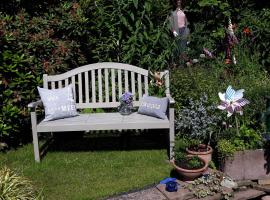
left=0, top=166, right=43, bottom=199
left=84, top=0, right=173, bottom=70
left=0, top=3, right=88, bottom=144
left=217, top=139, right=237, bottom=159
left=0, top=51, right=37, bottom=142
left=171, top=61, right=270, bottom=120
left=237, top=8, right=270, bottom=71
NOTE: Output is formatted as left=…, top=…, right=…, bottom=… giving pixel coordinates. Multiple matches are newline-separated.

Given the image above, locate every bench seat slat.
left=37, top=113, right=169, bottom=132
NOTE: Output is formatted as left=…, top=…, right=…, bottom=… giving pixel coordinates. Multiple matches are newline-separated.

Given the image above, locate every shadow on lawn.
left=46, top=129, right=168, bottom=152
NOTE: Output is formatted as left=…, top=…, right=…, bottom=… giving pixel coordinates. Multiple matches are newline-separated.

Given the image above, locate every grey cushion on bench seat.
left=37, top=112, right=170, bottom=132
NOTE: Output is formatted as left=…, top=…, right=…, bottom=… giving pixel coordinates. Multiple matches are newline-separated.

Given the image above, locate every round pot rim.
left=186, top=144, right=213, bottom=155
left=171, top=157, right=208, bottom=173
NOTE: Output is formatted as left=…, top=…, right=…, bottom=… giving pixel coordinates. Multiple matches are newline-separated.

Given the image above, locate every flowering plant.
left=176, top=94, right=221, bottom=145
left=120, top=92, right=133, bottom=106
left=118, top=92, right=133, bottom=115
left=217, top=85, right=249, bottom=135
left=149, top=71, right=166, bottom=97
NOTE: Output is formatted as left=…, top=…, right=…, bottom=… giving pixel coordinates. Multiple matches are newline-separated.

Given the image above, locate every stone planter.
left=171, top=158, right=208, bottom=181
left=186, top=144, right=213, bottom=164
left=221, top=149, right=270, bottom=181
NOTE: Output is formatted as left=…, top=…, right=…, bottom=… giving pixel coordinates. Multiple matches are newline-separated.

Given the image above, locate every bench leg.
left=169, top=107, right=175, bottom=160
left=31, top=112, right=40, bottom=162
left=33, top=130, right=40, bottom=162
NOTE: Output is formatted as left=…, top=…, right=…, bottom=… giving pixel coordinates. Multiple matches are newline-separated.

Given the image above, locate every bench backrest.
left=43, top=62, right=170, bottom=109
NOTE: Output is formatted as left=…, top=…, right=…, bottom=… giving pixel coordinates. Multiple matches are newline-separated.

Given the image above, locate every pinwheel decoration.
left=217, top=85, right=249, bottom=117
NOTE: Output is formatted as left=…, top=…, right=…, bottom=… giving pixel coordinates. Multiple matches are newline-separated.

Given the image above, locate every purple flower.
left=120, top=92, right=133, bottom=105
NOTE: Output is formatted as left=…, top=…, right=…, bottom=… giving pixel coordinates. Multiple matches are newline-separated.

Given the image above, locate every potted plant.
left=171, top=136, right=208, bottom=181
left=171, top=151, right=208, bottom=181
left=216, top=85, right=269, bottom=180
left=175, top=94, right=221, bottom=164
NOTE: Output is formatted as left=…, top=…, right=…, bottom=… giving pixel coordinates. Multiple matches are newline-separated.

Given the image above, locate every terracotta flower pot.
left=186, top=144, right=213, bottom=164
left=171, top=157, right=208, bottom=181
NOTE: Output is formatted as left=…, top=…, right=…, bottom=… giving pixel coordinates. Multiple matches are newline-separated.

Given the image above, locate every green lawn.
left=0, top=135, right=171, bottom=200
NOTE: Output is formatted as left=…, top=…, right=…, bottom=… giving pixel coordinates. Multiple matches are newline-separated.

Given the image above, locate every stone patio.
left=106, top=180, right=269, bottom=200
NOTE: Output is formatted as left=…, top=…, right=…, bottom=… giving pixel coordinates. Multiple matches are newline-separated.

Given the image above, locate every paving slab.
left=233, top=189, right=265, bottom=200
left=106, top=186, right=166, bottom=200
left=107, top=181, right=266, bottom=200
left=156, top=180, right=193, bottom=200
left=253, top=184, right=270, bottom=193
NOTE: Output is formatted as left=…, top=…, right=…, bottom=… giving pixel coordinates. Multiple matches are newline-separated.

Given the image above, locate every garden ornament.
left=169, top=0, right=190, bottom=53
left=217, top=85, right=249, bottom=117
left=160, top=177, right=179, bottom=192
left=165, top=181, right=178, bottom=192
left=220, top=176, right=238, bottom=188
left=218, top=85, right=249, bottom=135
left=224, top=18, right=238, bottom=65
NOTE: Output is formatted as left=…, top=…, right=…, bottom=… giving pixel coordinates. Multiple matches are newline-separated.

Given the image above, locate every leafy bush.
left=0, top=51, right=36, bottom=143
left=84, top=0, right=173, bottom=70
left=171, top=61, right=270, bottom=121
left=217, top=123, right=263, bottom=158
left=175, top=94, right=221, bottom=144
left=0, top=166, right=43, bottom=199
left=1, top=0, right=175, bottom=143
left=0, top=3, right=88, bottom=144
left=237, top=8, right=270, bottom=71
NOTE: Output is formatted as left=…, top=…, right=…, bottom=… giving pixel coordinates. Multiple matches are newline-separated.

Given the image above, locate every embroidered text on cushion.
left=138, top=95, right=168, bottom=119
left=38, top=85, right=78, bottom=121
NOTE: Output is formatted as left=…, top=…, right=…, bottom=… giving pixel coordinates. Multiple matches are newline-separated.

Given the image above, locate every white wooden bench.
left=28, top=62, right=175, bottom=162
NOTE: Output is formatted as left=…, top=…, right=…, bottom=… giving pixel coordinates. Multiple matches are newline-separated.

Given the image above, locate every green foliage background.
left=0, top=0, right=270, bottom=146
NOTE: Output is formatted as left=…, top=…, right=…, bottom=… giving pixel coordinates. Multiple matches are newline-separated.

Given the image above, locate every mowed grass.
left=0, top=133, right=172, bottom=200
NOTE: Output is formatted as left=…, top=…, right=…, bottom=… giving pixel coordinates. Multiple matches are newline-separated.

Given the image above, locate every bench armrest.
left=166, top=95, right=175, bottom=105
left=28, top=100, right=43, bottom=112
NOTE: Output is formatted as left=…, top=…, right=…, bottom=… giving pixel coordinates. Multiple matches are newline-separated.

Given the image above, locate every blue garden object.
left=159, top=177, right=177, bottom=184
left=165, top=181, right=178, bottom=192
left=160, top=178, right=179, bottom=192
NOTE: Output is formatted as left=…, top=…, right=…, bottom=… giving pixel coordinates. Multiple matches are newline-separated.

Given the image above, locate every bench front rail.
left=28, top=62, right=175, bottom=162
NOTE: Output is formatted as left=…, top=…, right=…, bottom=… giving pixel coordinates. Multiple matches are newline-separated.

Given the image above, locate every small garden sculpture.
left=224, top=18, right=238, bottom=65
left=169, top=0, right=190, bottom=55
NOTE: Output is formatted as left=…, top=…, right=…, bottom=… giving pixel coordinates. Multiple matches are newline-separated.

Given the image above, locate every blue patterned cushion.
left=38, top=85, right=78, bottom=121
left=138, top=95, right=168, bottom=119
